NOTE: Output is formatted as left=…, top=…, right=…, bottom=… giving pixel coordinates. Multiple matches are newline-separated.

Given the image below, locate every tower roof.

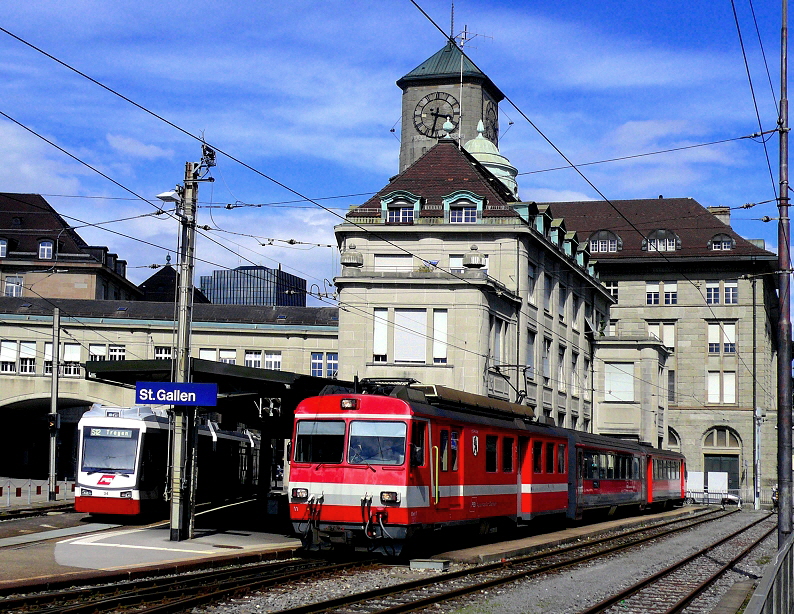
left=396, top=42, right=504, bottom=100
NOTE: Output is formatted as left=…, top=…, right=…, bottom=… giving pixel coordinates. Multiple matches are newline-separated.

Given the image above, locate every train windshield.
left=295, top=420, right=345, bottom=463
left=81, top=426, right=140, bottom=474
left=348, top=421, right=406, bottom=466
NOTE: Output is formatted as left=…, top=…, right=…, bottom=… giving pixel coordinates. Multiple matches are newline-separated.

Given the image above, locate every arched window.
left=667, top=428, right=681, bottom=453
left=588, top=230, right=622, bottom=253
left=708, top=233, right=734, bottom=251
left=643, top=229, right=681, bottom=252
left=703, top=427, right=741, bottom=449
left=380, top=190, right=421, bottom=224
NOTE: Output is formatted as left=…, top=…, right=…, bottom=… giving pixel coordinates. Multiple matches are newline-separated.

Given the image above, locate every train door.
left=432, top=425, right=464, bottom=513
left=518, top=437, right=529, bottom=519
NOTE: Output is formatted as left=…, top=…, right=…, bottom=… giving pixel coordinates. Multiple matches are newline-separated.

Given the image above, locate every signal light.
left=292, top=488, right=308, bottom=499
left=80, top=489, right=93, bottom=496
left=47, top=413, right=60, bottom=430
left=120, top=491, right=132, bottom=499
left=380, top=491, right=400, bottom=504
left=340, top=398, right=358, bottom=410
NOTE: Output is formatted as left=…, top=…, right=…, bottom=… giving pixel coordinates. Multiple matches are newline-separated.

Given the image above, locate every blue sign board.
left=135, top=382, right=218, bottom=406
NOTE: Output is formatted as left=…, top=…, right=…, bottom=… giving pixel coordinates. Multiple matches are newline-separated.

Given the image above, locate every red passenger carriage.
left=288, top=381, right=685, bottom=555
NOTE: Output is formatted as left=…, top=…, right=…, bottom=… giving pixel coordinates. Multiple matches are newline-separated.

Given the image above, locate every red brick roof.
left=348, top=140, right=519, bottom=220
left=545, top=198, right=775, bottom=261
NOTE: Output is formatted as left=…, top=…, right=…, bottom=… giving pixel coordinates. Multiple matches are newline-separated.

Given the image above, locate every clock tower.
left=397, top=41, right=504, bottom=172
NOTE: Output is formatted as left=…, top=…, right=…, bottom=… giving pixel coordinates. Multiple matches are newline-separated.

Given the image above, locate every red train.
left=288, top=381, right=685, bottom=555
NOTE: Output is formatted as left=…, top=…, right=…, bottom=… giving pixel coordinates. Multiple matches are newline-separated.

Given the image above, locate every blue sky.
left=0, top=1, right=784, bottom=304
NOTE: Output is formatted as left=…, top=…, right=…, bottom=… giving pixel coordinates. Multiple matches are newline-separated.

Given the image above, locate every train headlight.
left=340, top=398, right=359, bottom=410
left=380, top=491, right=400, bottom=504
left=80, top=489, right=93, bottom=496
left=292, top=488, right=309, bottom=499
left=120, top=491, right=132, bottom=499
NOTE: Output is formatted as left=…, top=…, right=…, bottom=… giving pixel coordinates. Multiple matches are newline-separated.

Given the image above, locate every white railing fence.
left=0, top=477, right=75, bottom=507
left=745, top=532, right=794, bottom=614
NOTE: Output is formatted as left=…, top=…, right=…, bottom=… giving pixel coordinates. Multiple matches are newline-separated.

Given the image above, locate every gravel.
left=192, top=509, right=777, bottom=614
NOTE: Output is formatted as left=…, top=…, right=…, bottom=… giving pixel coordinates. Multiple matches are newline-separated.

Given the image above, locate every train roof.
left=81, top=404, right=169, bottom=422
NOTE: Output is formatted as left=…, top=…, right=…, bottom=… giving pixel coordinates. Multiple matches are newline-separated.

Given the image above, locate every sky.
left=0, top=1, right=785, bottom=306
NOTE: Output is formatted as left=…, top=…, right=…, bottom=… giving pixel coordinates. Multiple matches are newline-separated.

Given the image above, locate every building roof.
left=396, top=42, right=504, bottom=100
left=544, top=197, right=776, bottom=262
left=0, top=193, right=90, bottom=256
left=139, top=265, right=210, bottom=303
left=347, top=139, right=520, bottom=220
left=0, top=297, right=339, bottom=327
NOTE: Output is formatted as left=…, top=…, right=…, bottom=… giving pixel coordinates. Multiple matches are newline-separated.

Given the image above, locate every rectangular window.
left=533, top=441, right=543, bottom=473
left=44, top=342, right=53, bottom=375
left=154, top=346, right=172, bottom=360
left=723, top=323, right=736, bottom=353
left=89, top=344, right=106, bottom=361
left=432, top=309, right=448, bottom=364
left=0, top=239, right=6, bottom=257
left=707, top=371, right=736, bottom=404
left=410, top=421, right=426, bottom=467
left=491, top=316, right=505, bottom=364
left=545, top=442, right=555, bottom=473
left=542, top=338, right=551, bottom=385
left=38, top=241, right=53, bottom=259
left=4, top=275, right=23, bottom=297
left=373, top=308, right=388, bottom=362
left=199, top=348, right=216, bottom=361
left=450, top=430, right=459, bottom=471
left=571, top=352, right=579, bottom=397
left=646, top=282, right=660, bottom=305
left=264, top=351, right=282, bottom=370
left=311, top=352, right=323, bottom=377
left=374, top=254, right=413, bottom=271
left=244, top=350, right=262, bottom=368
left=63, top=343, right=81, bottom=376
left=450, top=206, right=476, bottom=223
left=706, top=281, right=720, bottom=304
left=668, top=370, right=676, bottom=403
left=664, top=281, right=678, bottom=305
left=348, top=421, right=406, bottom=466
left=19, top=341, right=36, bottom=374
left=0, top=340, right=17, bottom=373
left=219, top=349, right=236, bottom=364
left=387, top=207, right=414, bottom=223
left=326, top=353, right=338, bottom=378
left=572, top=295, right=580, bottom=330
left=707, top=371, right=720, bottom=403
left=394, top=309, right=427, bottom=363
left=526, top=330, right=536, bottom=381
left=557, top=444, right=566, bottom=473
left=558, top=284, right=567, bottom=320
left=558, top=347, right=566, bottom=392
left=708, top=323, right=720, bottom=353
left=439, top=429, right=449, bottom=472
left=605, top=363, right=634, bottom=402
left=108, top=345, right=125, bottom=361
left=649, top=322, right=675, bottom=350
left=724, top=371, right=736, bottom=403
left=502, top=437, right=514, bottom=473
left=604, top=281, right=618, bottom=302
left=528, top=263, right=537, bottom=304
left=485, top=435, right=498, bottom=472
left=295, top=420, right=345, bottom=464
left=544, top=275, right=553, bottom=311
left=449, top=255, right=465, bottom=274
left=725, top=280, right=738, bottom=304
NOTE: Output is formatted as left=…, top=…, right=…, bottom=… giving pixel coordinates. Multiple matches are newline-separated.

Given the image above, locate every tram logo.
left=97, top=474, right=115, bottom=485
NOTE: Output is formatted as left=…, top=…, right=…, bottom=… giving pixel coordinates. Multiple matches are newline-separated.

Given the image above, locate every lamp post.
left=158, top=145, right=215, bottom=542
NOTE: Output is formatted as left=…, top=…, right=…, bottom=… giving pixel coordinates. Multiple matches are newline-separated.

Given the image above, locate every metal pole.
left=169, top=161, right=198, bottom=542
left=752, top=277, right=760, bottom=510
left=48, top=307, right=59, bottom=501
left=778, top=0, right=792, bottom=549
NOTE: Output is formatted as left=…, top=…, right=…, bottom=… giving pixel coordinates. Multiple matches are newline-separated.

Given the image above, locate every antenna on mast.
left=450, top=2, right=455, bottom=45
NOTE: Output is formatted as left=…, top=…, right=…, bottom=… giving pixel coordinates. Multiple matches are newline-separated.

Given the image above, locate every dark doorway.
left=704, top=454, right=739, bottom=490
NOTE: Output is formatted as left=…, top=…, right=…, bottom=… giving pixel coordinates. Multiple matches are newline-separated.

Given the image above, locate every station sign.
left=135, top=381, right=218, bottom=406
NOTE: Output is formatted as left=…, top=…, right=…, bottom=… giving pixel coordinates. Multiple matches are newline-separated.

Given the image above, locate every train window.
left=633, top=457, right=640, bottom=479
left=545, top=443, right=554, bottom=473
left=584, top=451, right=597, bottom=479
left=485, top=435, right=498, bottom=472
left=606, top=455, right=615, bottom=479
left=557, top=444, right=566, bottom=473
left=599, top=454, right=608, bottom=479
left=81, top=426, right=139, bottom=473
left=349, top=421, right=407, bottom=465
left=295, top=420, right=345, bottom=464
left=410, top=422, right=426, bottom=467
left=450, top=430, right=459, bottom=471
left=503, top=437, right=514, bottom=473
left=533, top=441, right=543, bottom=473
left=440, top=430, right=449, bottom=472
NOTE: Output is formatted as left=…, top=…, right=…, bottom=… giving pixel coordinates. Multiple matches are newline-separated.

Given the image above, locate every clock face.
left=484, top=101, right=498, bottom=145
left=413, top=92, right=460, bottom=138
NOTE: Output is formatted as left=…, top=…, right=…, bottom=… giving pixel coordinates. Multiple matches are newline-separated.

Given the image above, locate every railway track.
left=267, top=508, right=737, bottom=614
left=0, top=556, right=377, bottom=614
left=581, top=513, right=776, bottom=614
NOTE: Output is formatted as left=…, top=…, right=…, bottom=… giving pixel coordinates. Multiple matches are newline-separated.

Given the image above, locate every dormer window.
left=443, top=190, right=484, bottom=223
left=588, top=230, right=622, bottom=253
left=38, top=240, right=54, bottom=259
left=380, top=190, right=421, bottom=225
left=643, top=229, right=681, bottom=252
left=709, top=234, right=734, bottom=251
left=0, top=239, right=7, bottom=258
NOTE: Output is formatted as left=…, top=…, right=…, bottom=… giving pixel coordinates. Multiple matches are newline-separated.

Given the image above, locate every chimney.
left=707, top=206, right=731, bottom=227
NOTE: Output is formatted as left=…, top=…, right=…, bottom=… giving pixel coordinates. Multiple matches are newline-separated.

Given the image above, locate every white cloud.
left=106, top=134, right=173, bottom=159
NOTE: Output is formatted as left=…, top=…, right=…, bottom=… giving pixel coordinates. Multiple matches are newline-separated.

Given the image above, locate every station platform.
left=0, top=515, right=302, bottom=593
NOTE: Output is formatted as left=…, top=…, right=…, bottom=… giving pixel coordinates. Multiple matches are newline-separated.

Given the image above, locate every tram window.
left=607, top=455, right=615, bottom=479
left=450, top=431, right=459, bottom=471
left=485, top=435, right=498, bottom=472
left=410, top=422, right=426, bottom=467
left=348, top=421, right=407, bottom=465
left=545, top=442, right=554, bottom=473
left=534, top=441, right=543, bottom=473
left=82, top=426, right=140, bottom=473
left=599, top=454, right=608, bottom=479
left=295, top=420, right=345, bottom=464
left=557, top=444, right=566, bottom=473
left=584, top=451, right=597, bottom=479
left=440, top=430, right=449, bottom=472
left=503, top=437, right=514, bottom=473
left=633, top=457, right=640, bottom=479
